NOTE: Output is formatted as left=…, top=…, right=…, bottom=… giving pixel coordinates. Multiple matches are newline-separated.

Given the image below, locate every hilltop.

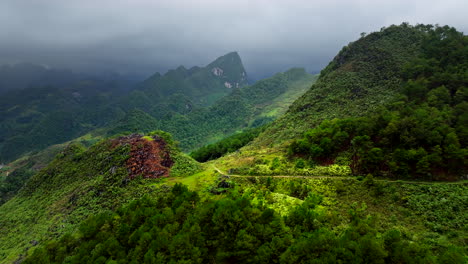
left=0, top=24, right=466, bottom=263
left=0, top=132, right=202, bottom=262
left=216, top=24, right=467, bottom=181
left=257, top=24, right=427, bottom=145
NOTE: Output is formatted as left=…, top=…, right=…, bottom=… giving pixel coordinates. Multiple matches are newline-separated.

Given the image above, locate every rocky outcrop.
left=211, top=67, right=224, bottom=76
left=112, top=134, right=174, bottom=179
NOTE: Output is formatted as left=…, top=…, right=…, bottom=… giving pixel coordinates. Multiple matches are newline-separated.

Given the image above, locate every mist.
left=1, top=0, right=467, bottom=80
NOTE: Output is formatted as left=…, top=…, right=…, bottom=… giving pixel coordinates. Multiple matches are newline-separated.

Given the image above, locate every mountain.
left=0, top=52, right=253, bottom=163
left=123, top=51, right=248, bottom=114
left=0, top=52, right=246, bottom=162
left=0, top=65, right=316, bottom=206
left=0, top=132, right=202, bottom=263
left=152, top=68, right=317, bottom=150
left=214, top=24, right=467, bottom=179
left=0, top=24, right=466, bottom=263
left=104, top=66, right=316, bottom=151
left=257, top=24, right=427, bottom=146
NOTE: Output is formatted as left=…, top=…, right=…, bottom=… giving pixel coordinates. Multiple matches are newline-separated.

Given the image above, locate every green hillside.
left=0, top=132, right=202, bottom=263
left=0, top=80, right=129, bottom=162
left=155, top=68, right=317, bottom=150
left=257, top=24, right=426, bottom=146
left=0, top=143, right=66, bottom=205
left=0, top=23, right=466, bottom=263
left=0, top=52, right=247, bottom=163
left=217, top=24, right=467, bottom=181
left=122, top=51, right=248, bottom=114
left=1, top=130, right=466, bottom=263
left=287, top=25, right=468, bottom=180
left=22, top=179, right=468, bottom=264
left=0, top=53, right=314, bottom=164
left=106, top=67, right=316, bottom=151
left=0, top=67, right=316, bottom=207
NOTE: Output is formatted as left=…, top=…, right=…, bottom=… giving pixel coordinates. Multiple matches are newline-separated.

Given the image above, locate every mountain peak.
left=209, top=51, right=242, bottom=67
left=207, top=51, right=248, bottom=86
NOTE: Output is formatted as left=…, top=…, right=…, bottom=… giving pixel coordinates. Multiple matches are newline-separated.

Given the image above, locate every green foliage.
left=294, top=158, right=306, bottom=169
left=230, top=155, right=351, bottom=177
left=24, top=183, right=465, bottom=264
left=289, top=25, right=468, bottom=179
left=107, top=109, right=159, bottom=136
left=0, top=131, right=201, bottom=262
left=0, top=167, right=34, bottom=204
left=257, top=23, right=428, bottom=147
left=148, top=130, right=176, bottom=146
left=190, top=126, right=265, bottom=162
left=0, top=54, right=316, bottom=163
left=154, top=68, right=317, bottom=151
left=0, top=80, right=128, bottom=162
left=170, top=152, right=203, bottom=177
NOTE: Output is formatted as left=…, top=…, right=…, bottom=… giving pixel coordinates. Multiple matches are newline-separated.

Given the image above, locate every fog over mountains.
left=1, top=0, right=467, bottom=79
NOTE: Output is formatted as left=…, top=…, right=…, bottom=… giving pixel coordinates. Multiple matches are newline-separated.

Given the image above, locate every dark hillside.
left=156, top=68, right=317, bottom=150
left=257, top=24, right=427, bottom=145
left=288, top=25, right=468, bottom=180
left=0, top=79, right=129, bottom=162
left=126, top=51, right=248, bottom=112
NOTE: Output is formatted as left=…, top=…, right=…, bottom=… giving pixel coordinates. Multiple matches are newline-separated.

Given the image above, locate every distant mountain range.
left=0, top=23, right=466, bottom=264
left=0, top=52, right=316, bottom=162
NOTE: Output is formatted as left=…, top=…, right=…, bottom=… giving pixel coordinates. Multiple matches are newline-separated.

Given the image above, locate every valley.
left=0, top=23, right=466, bottom=263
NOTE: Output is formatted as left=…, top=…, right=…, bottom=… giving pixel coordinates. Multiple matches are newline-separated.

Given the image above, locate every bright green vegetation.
left=289, top=25, right=467, bottom=180
left=190, top=126, right=266, bottom=162
left=0, top=132, right=201, bottom=263
left=228, top=157, right=352, bottom=177
left=23, top=180, right=467, bottom=263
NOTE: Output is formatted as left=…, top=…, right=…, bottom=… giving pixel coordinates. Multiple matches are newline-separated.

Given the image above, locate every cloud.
left=0, top=0, right=467, bottom=79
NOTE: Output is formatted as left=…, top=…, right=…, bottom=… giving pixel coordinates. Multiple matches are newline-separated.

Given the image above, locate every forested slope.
left=287, top=24, right=468, bottom=180
left=0, top=132, right=201, bottom=263
left=256, top=24, right=427, bottom=146
left=154, top=68, right=317, bottom=150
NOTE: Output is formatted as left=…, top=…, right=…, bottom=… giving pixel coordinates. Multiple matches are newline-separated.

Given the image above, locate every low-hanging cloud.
left=0, top=0, right=467, bottom=79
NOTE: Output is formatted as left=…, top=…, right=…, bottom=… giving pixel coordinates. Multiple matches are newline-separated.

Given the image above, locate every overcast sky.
left=0, top=0, right=467, bottom=80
